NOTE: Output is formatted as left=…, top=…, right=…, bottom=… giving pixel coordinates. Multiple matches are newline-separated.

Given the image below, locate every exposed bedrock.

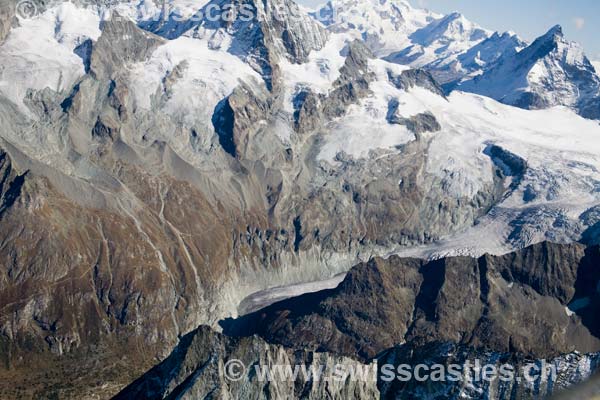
left=387, top=68, right=446, bottom=98
left=114, top=325, right=380, bottom=400
left=118, top=242, right=600, bottom=400
left=222, top=242, right=600, bottom=362
left=378, top=342, right=600, bottom=400
left=0, top=0, right=16, bottom=45
left=0, top=6, right=531, bottom=398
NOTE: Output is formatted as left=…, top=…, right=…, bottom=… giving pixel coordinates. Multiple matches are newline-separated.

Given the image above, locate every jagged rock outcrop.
left=292, top=40, right=377, bottom=133
left=114, top=325, right=380, bottom=400
left=0, top=147, right=27, bottom=216
left=213, top=81, right=273, bottom=158
left=387, top=68, right=446, bottom=97
left=379, top=342, right=600, bottom=400
left=387, top=105, right=441, bottom=135
left=90, top=16, right=165, bottom=79
left=223, top=242, right=600, bottom=362
left=321, top=40, right=375, bottom=119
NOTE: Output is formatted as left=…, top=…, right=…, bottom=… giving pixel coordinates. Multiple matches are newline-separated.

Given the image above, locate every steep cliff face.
left=223, top=242, right=600, bottom=361
left=114, top=325, right=380, bottom=400
left=121, top=242, right=600, bottom=400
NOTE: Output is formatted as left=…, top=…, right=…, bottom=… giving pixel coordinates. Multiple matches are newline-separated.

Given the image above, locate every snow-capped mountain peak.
left=319, top=0, right=521, bottom=85
left=312, top=0, right=438, bottom=56
left=453, top=31, right=527, bottom=80
left=517, top=24, right=569, bottom=65
left=410, top=11, right=490, bottom=47
left=458, top=24, right=600, bottom=119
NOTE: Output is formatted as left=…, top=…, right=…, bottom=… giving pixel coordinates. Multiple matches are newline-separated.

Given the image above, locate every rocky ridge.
left=114, top=325, right=380, bottom=400
left=119, top=242, right=600, bottom=399
left=222, top=242, right=600, bottom=361
left=0, top=0, right=600, bottom=398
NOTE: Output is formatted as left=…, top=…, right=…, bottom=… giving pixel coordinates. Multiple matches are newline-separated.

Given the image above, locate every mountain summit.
left=459, top=24, right=600, bottom=118
left=312, top=0, right=436, bottom=55
left=314, top=0, right=526, bottom=85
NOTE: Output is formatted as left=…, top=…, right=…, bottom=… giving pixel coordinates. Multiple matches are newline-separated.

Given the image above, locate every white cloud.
left=573, top=17, right=585, bottom=30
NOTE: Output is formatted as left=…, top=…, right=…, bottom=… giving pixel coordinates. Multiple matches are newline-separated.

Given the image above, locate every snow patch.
left=129, top=36, right=262, bottom=125
left=280, top=34, right=348, bottom=95
left=317, top=59, right=418, bottom=161
left=0, top=3, right=101, bottom=113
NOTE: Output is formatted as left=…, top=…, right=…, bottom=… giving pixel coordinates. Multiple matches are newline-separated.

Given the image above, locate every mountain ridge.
left=458, top=24, right=600, bottom=118
left=118, top=241, right=600, bottom=400
left=0, top=0, right=600, bottom=398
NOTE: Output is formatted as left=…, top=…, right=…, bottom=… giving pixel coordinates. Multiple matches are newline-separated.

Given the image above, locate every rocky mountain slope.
left=223, top=242, right=600, bottom=361
left=120, top=242, right=600, bottom=399
left=0, top=0, right=599, bottom=398
left=113, top=325, right=380, bottom=400
left=459, top=25, right=600, bottom=119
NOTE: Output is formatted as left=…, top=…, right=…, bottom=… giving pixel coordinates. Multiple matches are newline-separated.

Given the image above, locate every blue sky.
left=298, top=0, right=600, bottom=60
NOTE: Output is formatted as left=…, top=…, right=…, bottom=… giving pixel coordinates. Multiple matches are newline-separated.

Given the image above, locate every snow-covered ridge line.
left=312, top=0, right=600, bottom=119
left=311, top=0, right=527, bottom=86
left=458, top=25, right=600, bottom=119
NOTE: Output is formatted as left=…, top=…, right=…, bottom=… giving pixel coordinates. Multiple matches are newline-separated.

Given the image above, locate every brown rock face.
left=223, top=242, right=600, bottom=362
left=114, top=325, right=380, bottom=400
left=0, top=148, right=242, bottom=398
